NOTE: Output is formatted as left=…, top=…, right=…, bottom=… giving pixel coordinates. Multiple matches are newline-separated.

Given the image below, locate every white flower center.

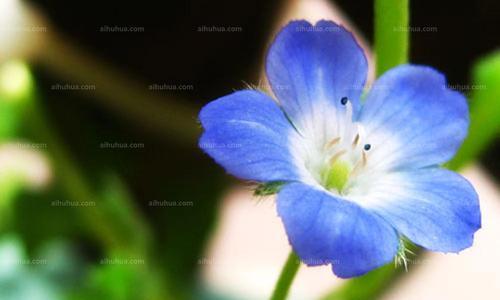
left=319, top=126, right=370, bottom=194
left=290, top=98, right=373, bottom=196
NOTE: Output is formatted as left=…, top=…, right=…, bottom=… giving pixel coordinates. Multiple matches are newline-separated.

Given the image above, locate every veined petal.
left=199, top=90, right=301, bottom=182
left=355, top=168, right=481, bottom=252
left=277, top=182, right=399, bottom=278
left=358, top=65, right=469, bottom=171
left=266, top=20, right=368, bottom=140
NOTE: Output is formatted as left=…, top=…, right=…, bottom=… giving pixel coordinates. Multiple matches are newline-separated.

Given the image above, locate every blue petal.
left=266, top=20, right=368, bottom=134
left=199, top=90, right=301, bottom=182
left=358, top=65, right=469, bottom=171
left=368, top=168, right=481, bottom=252
left=277, top=182, right=399, bottom=278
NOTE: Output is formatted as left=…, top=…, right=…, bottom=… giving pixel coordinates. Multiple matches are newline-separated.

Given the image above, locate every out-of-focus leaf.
left=79, top=262, right=146, bottom=300
left=0, top=60, right=33, bottom=140
left=90, top=173, right=172, bottom=300
left=320, top=265, right=402, bottom=300
left=152, top=162, right=227, bottom=294
left=12, top=187, right=82, bottom=249
left=98, top=173, right=152, bottom=255
left=0, top=175, right=23, bottom=226
left=448, top=51, right=500, bottom=170
left=0, top=235, right=83, bottom=300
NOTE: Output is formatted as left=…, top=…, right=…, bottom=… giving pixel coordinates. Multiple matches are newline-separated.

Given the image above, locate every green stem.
left=270, top=251, right=301, bottom=300
left=374, top=0, right=409, bottom=76
left=321, top=1, right=411, bottom=299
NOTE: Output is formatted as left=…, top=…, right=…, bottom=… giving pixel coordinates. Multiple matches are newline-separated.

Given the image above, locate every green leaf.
left=320, top=264, right=402, bottom=300
left=98, top=173, right=152, bottom=255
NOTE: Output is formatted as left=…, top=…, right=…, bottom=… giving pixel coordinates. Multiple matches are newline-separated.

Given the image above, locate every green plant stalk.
left=321, top=0, right=412, bottom=299
left=270, top=251, right=301, bottom=300
left=374, top=0, right=409, bottom=76
left=447, top=51, right=500, bottom=170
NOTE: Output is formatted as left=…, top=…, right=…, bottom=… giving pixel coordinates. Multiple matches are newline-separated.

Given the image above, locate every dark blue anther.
left=340, top=97, right=348, bottom=105
left=364, top=144, right=371, bottom=151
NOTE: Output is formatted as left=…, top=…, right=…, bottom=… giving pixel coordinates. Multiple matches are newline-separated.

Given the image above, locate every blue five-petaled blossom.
left=198, top=20, right=481, bottom=278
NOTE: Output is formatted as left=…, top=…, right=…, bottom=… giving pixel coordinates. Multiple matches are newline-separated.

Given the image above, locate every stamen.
left=340, top=97, right=348, bottom=105
left=324, top=137, right=341, bottom=150
left=363, top=144, right=371, bottom=151
left=329, top=149, right=347, bottom=165
left=350, top=162, right=362, bottom=178
left=352, top=134, right=360, bottom=147
left=349, top=150, right=368, bottom=178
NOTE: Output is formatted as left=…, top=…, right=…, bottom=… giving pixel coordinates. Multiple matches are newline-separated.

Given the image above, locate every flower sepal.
left=254, top=181, right=285, bottom=197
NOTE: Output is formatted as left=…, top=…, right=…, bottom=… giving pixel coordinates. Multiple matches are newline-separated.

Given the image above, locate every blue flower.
left=198, top=20, right=481, bottom=278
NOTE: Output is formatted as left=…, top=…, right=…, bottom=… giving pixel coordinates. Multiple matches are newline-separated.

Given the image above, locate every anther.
left=329, top=149, right=347, bottom=165
left=324, top=137, right=341, bottom=150
left=352, top=134, right=360, bottom=146
left=364, top=144, right=371, bottom=151
left=340, top=97, right=348, bottom=105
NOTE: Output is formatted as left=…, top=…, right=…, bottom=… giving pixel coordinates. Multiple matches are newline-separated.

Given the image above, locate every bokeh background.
left=0, top=0, right=499, bottom=299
